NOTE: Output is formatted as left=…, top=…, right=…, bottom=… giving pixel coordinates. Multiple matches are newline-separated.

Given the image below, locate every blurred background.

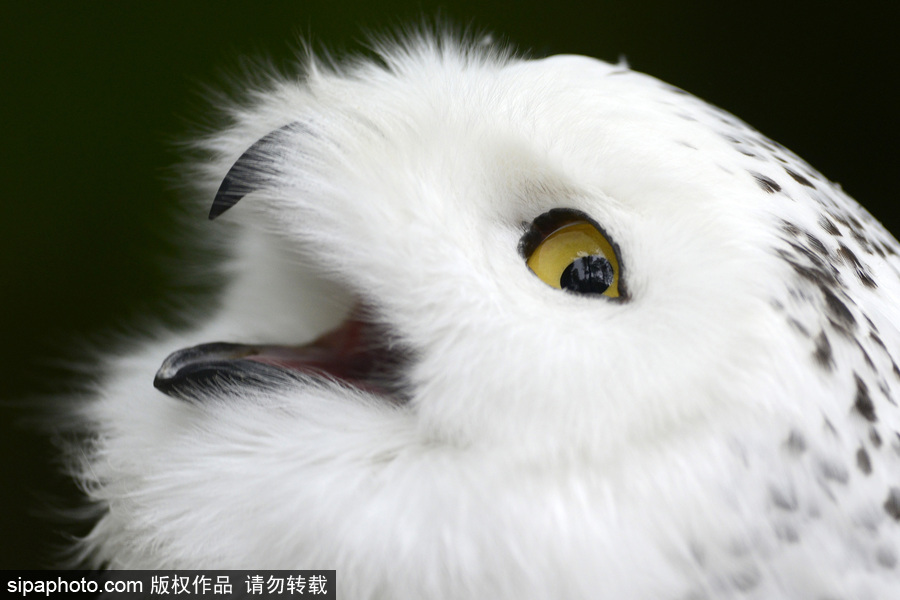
left=2, top=1, right=896, bottom=568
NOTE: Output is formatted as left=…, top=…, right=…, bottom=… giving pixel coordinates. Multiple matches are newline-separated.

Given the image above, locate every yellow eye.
left=521, top=211, right=622, bottom=298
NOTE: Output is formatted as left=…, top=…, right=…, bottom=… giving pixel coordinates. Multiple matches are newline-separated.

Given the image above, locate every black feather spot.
left=750, top=171, right=781, bottom=194
left=788, top=318, right=810, bottom=337
left=782, top=257, right=826, bottom=286
left=785, top=430, right=807, bottom=454
left=785, top=167, right=815, bottom=188
left=821, top=287, right=855, bottom=329
left=770, top=485, right=798, bottom=511
left=838, top=244, right=877, bottom=288
left=870, top=427, right=883, bottom=448
left=856, top=340, right=876, bottom=371
left=818, top=459, right=849, bottom=485
left=850, top=230, right=874, bottom=255
left=853, top=375, right=877, bottom=422
left=870, top=331, right=887, bottom=351
left=774, top=524, right=799, bottom=543
left=813, top=332, right=833, bottom=370
left=781, top=220, right=802, bottom=237
left=858, top=270, right=877, bottom=288
left=885, top=488, right=900, bottom=521
left=805, top=233, right=828, bottom=256
left=819, top=216, right=841, bottom=236
left=856, top=447, right=872, bottom=475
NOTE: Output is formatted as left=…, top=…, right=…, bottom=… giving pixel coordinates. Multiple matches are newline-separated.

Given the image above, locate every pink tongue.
left=242, top=316, right=393, bottom=392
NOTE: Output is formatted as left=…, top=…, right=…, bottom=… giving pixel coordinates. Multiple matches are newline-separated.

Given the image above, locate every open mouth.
left=153, top=123, right=417, bottom=403
left=153, top=304, right=411, bottom=403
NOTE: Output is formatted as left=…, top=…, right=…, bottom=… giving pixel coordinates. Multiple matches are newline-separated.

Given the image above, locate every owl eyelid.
left=519, top=208, right=602, bottom=257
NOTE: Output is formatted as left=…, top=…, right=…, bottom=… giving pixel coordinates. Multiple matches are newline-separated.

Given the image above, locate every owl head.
left=69, top=33, right=900, bottom=599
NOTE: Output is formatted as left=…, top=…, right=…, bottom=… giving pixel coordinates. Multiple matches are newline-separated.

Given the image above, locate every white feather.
left=67, top=32, right=900, bottom=598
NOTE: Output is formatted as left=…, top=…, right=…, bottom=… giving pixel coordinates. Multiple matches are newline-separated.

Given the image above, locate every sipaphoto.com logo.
left=5, top=572, right=142, bottom=597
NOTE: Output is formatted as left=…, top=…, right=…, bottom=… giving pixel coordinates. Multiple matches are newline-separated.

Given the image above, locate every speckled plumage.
left=65, top=34, right=900, bottom=598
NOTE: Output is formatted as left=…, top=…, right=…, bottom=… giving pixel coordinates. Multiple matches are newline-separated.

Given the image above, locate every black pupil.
left=560, top=255, right=613, bottom=295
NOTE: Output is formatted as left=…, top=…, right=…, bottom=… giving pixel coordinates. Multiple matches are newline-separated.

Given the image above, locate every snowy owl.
left=64, top=33, right=900, bottom=599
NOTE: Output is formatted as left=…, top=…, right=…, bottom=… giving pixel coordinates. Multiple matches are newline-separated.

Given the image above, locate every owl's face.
left=75, top=38, right=900, bottom=598
left=165, top=53, right=785, bottom=452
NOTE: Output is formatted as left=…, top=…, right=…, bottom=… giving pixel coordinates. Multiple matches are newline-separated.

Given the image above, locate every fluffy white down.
left=69, top=34, right=900, bottom=598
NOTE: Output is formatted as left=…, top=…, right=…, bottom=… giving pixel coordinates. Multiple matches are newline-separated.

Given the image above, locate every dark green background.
left=3, top=1, right=897, bottom=568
